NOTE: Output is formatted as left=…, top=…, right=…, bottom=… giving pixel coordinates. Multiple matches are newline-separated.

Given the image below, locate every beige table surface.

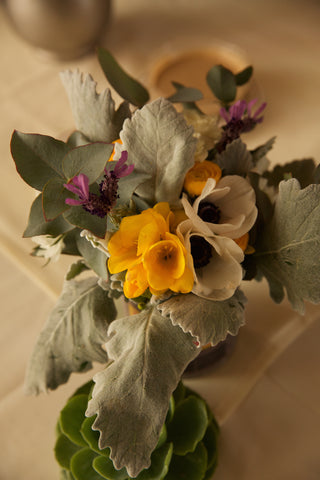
left=1, top=0, right=320, bottom=479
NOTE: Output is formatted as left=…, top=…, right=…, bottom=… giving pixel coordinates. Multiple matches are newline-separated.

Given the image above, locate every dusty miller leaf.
left=120, top=98, right=197, bottom=205
left=255, top=178, right=320, bottom=313
left=86, top=307, right=199, bottom=478
left=25, top=277, right=116, bottom=395
left=157, top=289, right=247, bottom=346
left=215, top=138, right=253, bottom=176
left=60, top=70, right=131, bottom=143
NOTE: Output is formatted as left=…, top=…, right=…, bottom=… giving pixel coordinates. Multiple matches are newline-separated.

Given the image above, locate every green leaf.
left=157, top=289, right=247, bottom=347
left=70, top=448, right=103, bottom=480
left=11, top=131, right=69, bottom=190
left=60, top=395, right=89, bottom=447
left=206, top=65, right=237, bottom=104
left=60, top=469, right=76, bottom=480
left=117, top=173, right=151, bottom=206
left=86, top=307, right=199, bottom=478
left=202, top=421, right=219, bottom=471
left=167, top=85, right=203, bottom=103
left=42, top=177, right=70, bottom=221
left=76, top=236, right=108, bottom=280
left=167, top=396, right=208, bottom=455
left=263, top=158, right=316, bottom=189
left=24, top=277, right=115, bottom=394
left=55, top=433, right=81, bottom=469
left=81, top=417, right=109, bottom=456
left=120, top=98, right=197, bottom=205
left=93, top=455, right=129, bottom=480
left=63, top=142, right=113, bottom=183
left=66, top=260, right=89, bottom=281
left=135, top=443, right=173, bottom=480
left=165, top=442, right=208, bottom=480
left=215, top=139, right=254, bottom=176
left=60, top=70, right=131, bottom=143
left=72, top=380, right=95, bottom=398
left=235, top=66, right=253, bottom=86
left=97, top=48, right=149, bottom=108
left=63, top=207, right=108, bottom=238
left=155, top=424, right=167, bottom=450
left=255, top=179, right=320, bottom=313
left=67, top=131, right=90, bottom=148
left=23, top=193, right=73, bottom=238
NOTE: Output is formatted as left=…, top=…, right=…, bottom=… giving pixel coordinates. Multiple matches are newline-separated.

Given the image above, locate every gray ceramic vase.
left=3, top=0, right=112, bottom=59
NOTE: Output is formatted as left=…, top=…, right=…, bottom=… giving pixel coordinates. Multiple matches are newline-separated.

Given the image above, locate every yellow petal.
left=123, top=263, right=148, bottom=298
left=184, top=161, right=222, bottom=197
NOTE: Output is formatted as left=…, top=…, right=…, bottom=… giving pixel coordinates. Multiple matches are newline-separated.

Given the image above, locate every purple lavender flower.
left=217, top=99, right=267, bottom=152
left=64, top=151, right=134, bottom=218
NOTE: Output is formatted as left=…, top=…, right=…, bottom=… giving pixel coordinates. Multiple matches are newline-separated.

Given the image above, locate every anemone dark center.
left=190, top=236, right=212, bottom=268
left=198, top=201, right=221, bottom=223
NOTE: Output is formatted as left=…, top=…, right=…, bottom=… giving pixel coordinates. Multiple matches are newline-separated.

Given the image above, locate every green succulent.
left=55, top=380, right=219, bottom=480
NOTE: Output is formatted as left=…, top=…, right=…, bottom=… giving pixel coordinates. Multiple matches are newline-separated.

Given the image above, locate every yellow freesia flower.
left=107, top=202, right=194, bottom=298
left=183, top=161, right=222, bottom=197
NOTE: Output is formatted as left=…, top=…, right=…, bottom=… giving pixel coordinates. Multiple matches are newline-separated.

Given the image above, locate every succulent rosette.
left=11, top=49, right=320, bottom=479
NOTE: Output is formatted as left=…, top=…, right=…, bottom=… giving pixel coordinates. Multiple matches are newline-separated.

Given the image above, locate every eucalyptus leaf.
left=120, top=98, right=197, bottom=205
left=167, top=396, right=208, bottom=455
left=55, top=433, right=81, bottom=469
left=66, top=260, right=89, bottom=281
left=67, top=130, right=90, bottom=148
left=86, top=307, right=199, bottom=478
left=60, top=70, right=131, bottom=143
left=25, top=277, right=116, bottom=394
left=42, top=177, right=70, bottom=221
left=63, top=142, right=113, bottom=183
left=97, top=48, right=150, bottom=107
left=93, top=455, right=128, bottom=480
left=11, top=130, right=69, bottom=190
left=167, top=86, right=203, bottom=103
left=215, top=138, right=254, bottom=176
left=60, top=395, right=89, bottom=447
left=63, top=207, right=107, bottom=238
left=157, top=289, right=247, bottom=346
left=70, top=448, right=102, bottom=480
left=255, top=179, right=320, bottom=313
left=206, top=65, right=237, bottom=104
left=23, top=193, right=73, bottom=238
left=235, top=66, right=253, bottom=86
left=76, top=236, right=109, bottom=280
left=263, top=158, right=316, bottom=189
left=165, top=442, right=208, bottom=480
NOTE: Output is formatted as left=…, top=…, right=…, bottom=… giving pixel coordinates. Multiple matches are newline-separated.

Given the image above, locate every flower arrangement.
left=11, top=48, right=320, bottom=479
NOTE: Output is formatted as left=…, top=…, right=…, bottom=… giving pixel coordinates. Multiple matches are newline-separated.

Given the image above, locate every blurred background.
left=0, top=1, right=320, bottom=479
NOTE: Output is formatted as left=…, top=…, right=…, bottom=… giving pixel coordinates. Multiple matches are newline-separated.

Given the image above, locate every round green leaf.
left=206, top=65, right=237, bottom=103
left=135, top=443, right=173, bottom=480
left=71, top=380, right=95, bottom=398
left=235, top=66, right=253, bottom=86
left=63, top=206, right=107, bottom=238
left=165, top=442, right=208, bottom=480
left=93, top=455, right=129, bottom=480
left=167, top=396, right=208, bottom=455
left=202, top=421, right=219, bottom=470
left=42, top=177, right=70, bottom=221
left=63, top=142, right=113, bottom=183
left=155, top=424, right=167, bottom=450
left=81, top=416, right=109, bottom=456
left=172, top=381, right=186, bottom=407
left=167, top=87, right=203, bottom=103
left=55, top=434, right=81, bottom=469
left=70, top=447, right=103, bottom=480
left=60, top=395, right=89, bottom=447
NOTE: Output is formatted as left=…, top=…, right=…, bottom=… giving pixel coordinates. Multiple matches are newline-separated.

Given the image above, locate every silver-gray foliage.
left=255, top=178, right=320, bottom=313
left=86, top=306, right=199, bottom=478
left=25, top=277, right=116, bottom=395
left=60, top=70, right=131, bottom=143
left=120, top=98, right=197, bottom=205
left=157, top=289, right=247, bottom=346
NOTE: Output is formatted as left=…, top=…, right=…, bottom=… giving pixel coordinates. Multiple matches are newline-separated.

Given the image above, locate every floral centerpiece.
left=11, top=49, right=320, bottom=479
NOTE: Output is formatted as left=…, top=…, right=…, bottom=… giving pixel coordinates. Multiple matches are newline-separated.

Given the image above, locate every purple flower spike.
left=217, top=99, right=267, bottom=152
left=109, top=150, right=134, bottom=179
left=64, top=173, right=90, bottom=206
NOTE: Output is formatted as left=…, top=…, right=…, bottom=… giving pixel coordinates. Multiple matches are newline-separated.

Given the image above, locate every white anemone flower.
left=176, top=175, right=257, bottom=300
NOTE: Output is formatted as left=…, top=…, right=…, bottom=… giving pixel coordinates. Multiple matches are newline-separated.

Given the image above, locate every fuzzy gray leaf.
left=60, top=70, right=131, bottom=143
left=86, top=307, right=198, bottom=477
left=157, top=290, right=247, bottom=346
left=120, top=98, right=197, bottom=205
left=25, top=277, right=116, bottom=395
left=255, top=178, right=320, bottom=313
left=215, top=138, right=253, bottom=176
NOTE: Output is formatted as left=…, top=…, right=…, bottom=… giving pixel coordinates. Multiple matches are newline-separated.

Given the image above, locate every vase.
left=2, top=0, right=112, bottom=60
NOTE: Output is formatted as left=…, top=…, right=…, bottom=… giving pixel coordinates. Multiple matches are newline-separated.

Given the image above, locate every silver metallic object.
left=3, top=0, right=112, bottom=59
